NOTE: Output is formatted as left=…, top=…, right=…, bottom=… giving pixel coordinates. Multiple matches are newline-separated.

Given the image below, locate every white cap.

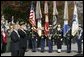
left=58, top=24, right=61, bottom=27
left=49, top=25, right=52, bottom=27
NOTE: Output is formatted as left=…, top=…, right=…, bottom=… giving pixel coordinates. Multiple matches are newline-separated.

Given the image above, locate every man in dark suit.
left=18, top=22, right=27, bottom=56
left=10, top=24, right=20, bottom=56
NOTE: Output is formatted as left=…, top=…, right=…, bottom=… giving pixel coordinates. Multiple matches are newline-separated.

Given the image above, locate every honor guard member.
left=10, top=24, right=20, bottom=56
left=18, top=22, right=27, bottom=56
left=77, top=24, right=83, bottom=53
left=40, top=27, right=45, bottom=52
left=56, top=24, right=62, bottom=53
left=40, top=34, right=45, bottom=52
left=48, top=25, right=53, bottom=53
left=25, top=23, right=31, bottom=51
left=31, top=27, right=38, bottom=52
left=65, top=25, right=71, bottom=53
left=28, top=25, right=32, bottom=49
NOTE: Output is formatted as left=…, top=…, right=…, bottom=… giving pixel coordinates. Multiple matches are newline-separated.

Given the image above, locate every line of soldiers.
left=1, top=21, right=83, bottom=56
left=28, top=23, right=83, bottom=53
left=29, top=24, right=83, bottom=53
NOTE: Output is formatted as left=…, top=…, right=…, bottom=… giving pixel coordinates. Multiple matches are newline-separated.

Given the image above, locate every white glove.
left=36, top=39, right=38, bottom=41
left=49, top=37, right=51, bottom=40
left=61, top=39, right=62, bottom=41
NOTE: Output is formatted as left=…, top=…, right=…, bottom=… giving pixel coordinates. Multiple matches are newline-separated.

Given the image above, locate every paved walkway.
left=1, top=43, right=83, bottom=56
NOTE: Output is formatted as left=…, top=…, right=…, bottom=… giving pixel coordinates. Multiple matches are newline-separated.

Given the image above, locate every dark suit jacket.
left=18, top=29, right=27, bottom=48
left=10, top=30, right=20, bottom=51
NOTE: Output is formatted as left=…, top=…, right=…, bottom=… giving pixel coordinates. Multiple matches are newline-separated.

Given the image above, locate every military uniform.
left=66, top=28, right=71, bottom=53
left=48, top=36, right=53, bottom=53
left=24, top=30, right=29, bottom=51
left=77, top=27, right=83, bottom=53
left=37, top=36, right=41, bottom=48
left=40, top=35, right=45, bottom=52
left=48, top=26, right=53, bottom=53
left=25, top=24, right=31, bottom=51
left=29, top=29, right=32, bottom=49
left=56, top=27, right=62, bottom=53
left=32, top=30, right=38, bottom=52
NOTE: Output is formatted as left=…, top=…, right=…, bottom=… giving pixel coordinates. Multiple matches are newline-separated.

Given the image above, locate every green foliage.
left=3, top=5, right=27, bottom=22
left=1, top=1, right=83, bottom=25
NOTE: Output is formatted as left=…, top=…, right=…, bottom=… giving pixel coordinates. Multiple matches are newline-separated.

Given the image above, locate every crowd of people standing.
left=1, top=19, right=83, bottom=56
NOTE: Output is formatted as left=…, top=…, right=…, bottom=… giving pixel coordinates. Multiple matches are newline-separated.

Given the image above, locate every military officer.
left=48, top=25, right=53, bottom=53
left=31, top=27, right=38, bottom=52
left=38, top=27, right=45, bottom=52
left=65, top=25, right=71, bottom=53
left=76, top=25, right=83, bottom=53
left=56, top=24, right=62, bottom=53
left=40, top=34, right=45, bottom=52
left=28, top=25, right=32, bottom=49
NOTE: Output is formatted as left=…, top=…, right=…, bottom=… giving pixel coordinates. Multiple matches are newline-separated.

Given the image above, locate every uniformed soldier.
left=28, top=28, right=32, bottom=49
left=25, top=23, right=31, bottom=51
left=76, top=24, right=83, bottom=53
left=18, top=22, right=27, bottom=56
left=65, top=25, right=71, bottom=53
left=40, top=31, right=45, bottom=52
left=56, top=24, right=62, bottom=53
left=48, top=25, right=53, bottom=53
left=31, top=27, right=38, bottom=52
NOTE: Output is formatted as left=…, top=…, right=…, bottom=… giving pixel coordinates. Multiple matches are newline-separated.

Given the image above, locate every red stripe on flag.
left=44, top=22, right=49, bottom=36
left=29, top=9, right=36, bottom=27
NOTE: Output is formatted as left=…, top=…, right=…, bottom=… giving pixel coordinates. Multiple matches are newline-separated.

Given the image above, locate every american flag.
left=29, top=3, right=36, bottom=27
